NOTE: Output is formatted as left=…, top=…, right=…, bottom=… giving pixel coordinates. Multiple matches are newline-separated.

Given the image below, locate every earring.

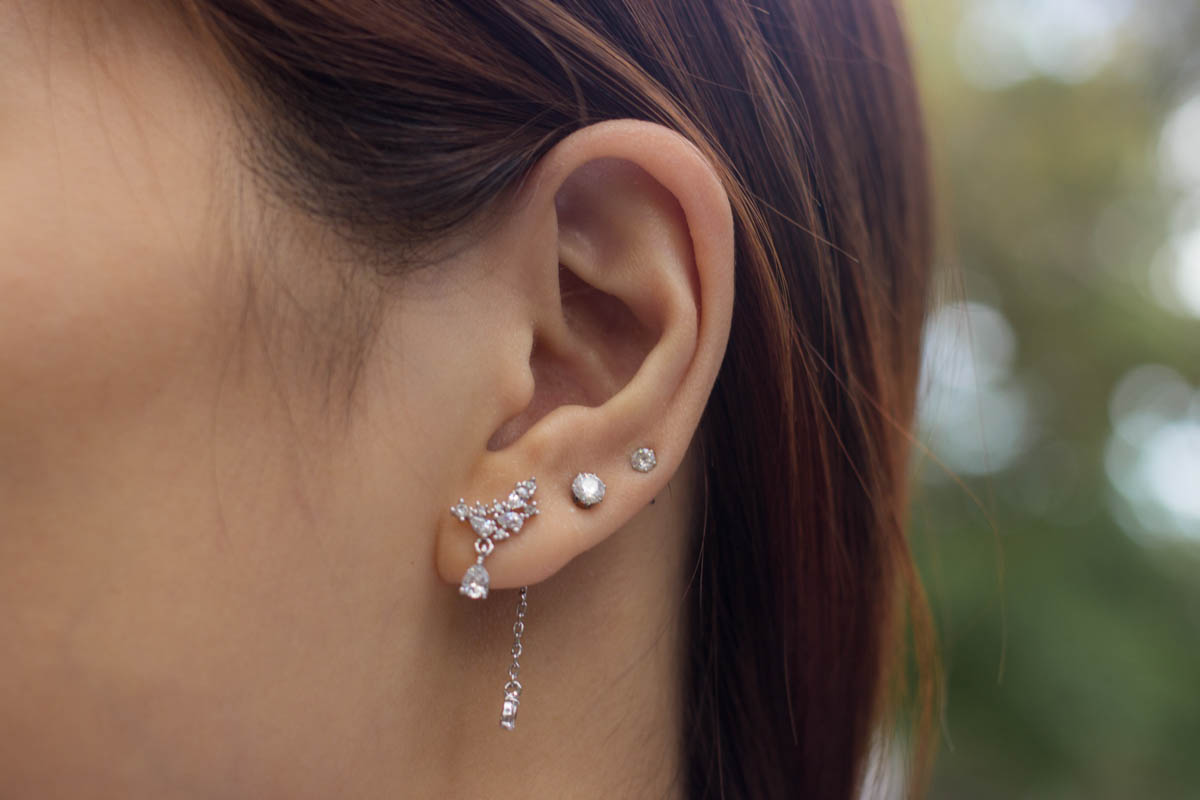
left=630, top=447, right=657, bottom=472
left=449, top=478, right=539, bottom=731
left=450, top=477, right=539, bottom=600
left=571, top=472, right=606, bottom=507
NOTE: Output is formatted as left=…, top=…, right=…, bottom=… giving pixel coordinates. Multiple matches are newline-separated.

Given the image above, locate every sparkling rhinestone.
left=469, top=515, right=497, bottom=538
left=500, top=695, right=519, bottom=730
left=516, top=481, right=534, bottom=500
left=459, top=564, right=489, bottom=599
left=506, top=491, right=526, bottom=509
left=450, top=501, right=470, bottom=520
left=571, top=472, right=606, bottom=507
left=498, top=510, right=525, bottom=532
left=630, top=447, right=657, bottom=473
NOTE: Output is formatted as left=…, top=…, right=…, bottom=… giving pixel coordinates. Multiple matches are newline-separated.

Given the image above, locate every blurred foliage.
left=901, top=0, right=1200, bottom=797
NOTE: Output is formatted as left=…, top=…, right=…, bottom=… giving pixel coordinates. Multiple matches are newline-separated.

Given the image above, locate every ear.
left=434, top=118, right=734, bottom=592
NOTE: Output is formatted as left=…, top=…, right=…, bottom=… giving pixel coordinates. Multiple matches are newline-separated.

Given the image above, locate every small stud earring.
left=630, top=447, right=657, bottom=472
left=571, top=472, right=606, bottom=507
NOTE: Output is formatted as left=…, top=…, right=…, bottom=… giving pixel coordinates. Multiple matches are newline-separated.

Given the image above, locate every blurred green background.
left=901, top=0, right=1200, bottom=797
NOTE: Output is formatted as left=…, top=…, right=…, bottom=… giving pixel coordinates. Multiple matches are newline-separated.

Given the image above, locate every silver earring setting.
left=630, top=446, right=657, bottom=472
left=450, top=477, right=539, bottom=600
left=571, top=472, right=606, bottom=506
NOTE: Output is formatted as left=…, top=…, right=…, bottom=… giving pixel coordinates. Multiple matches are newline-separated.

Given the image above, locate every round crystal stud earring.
left=571, top=472, right=606, bottom=507
left=630, top=447, right=657, bottom=473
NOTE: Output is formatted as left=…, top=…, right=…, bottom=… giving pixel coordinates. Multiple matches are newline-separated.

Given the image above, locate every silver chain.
left=499, top=585, right=528, bottom=730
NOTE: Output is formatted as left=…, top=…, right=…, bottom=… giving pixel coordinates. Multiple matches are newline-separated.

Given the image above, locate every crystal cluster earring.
left=449, top=478, right=541, bottom=731
left=450, top=477, right=539, bottom=600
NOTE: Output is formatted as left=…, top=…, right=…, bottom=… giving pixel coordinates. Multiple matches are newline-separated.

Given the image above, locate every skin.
left=0, top=2, right=735, bottom=797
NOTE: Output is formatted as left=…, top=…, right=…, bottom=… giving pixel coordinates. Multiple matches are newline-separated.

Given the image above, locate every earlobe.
left=434, top=118, right=734, bottom=594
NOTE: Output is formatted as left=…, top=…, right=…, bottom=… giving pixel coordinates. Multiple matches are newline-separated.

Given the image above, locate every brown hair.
left=180, top=0, right=938, bottom=796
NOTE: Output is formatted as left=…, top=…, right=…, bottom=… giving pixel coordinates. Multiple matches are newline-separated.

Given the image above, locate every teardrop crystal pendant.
left=459, top=563, right=490, bottom=599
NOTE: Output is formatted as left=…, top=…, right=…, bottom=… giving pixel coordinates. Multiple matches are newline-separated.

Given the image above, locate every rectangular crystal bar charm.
left=499, top=694, right=519, bottom=730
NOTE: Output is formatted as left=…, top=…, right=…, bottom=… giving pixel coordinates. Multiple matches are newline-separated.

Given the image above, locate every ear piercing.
left=630, top=446, right=657, bottom=472
left=571, top=472, right=606, bottom=507
left=450, top=477, right=539, bottom=600
left=450, top=452, right=653, bottom=731
left=571, top=447, right=655, bottom=505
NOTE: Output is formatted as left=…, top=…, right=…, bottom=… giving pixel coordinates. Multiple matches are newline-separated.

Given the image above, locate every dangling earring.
left=449, top=471, right=608, bottom=731
left=450, top=478, right=539, bottom=730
